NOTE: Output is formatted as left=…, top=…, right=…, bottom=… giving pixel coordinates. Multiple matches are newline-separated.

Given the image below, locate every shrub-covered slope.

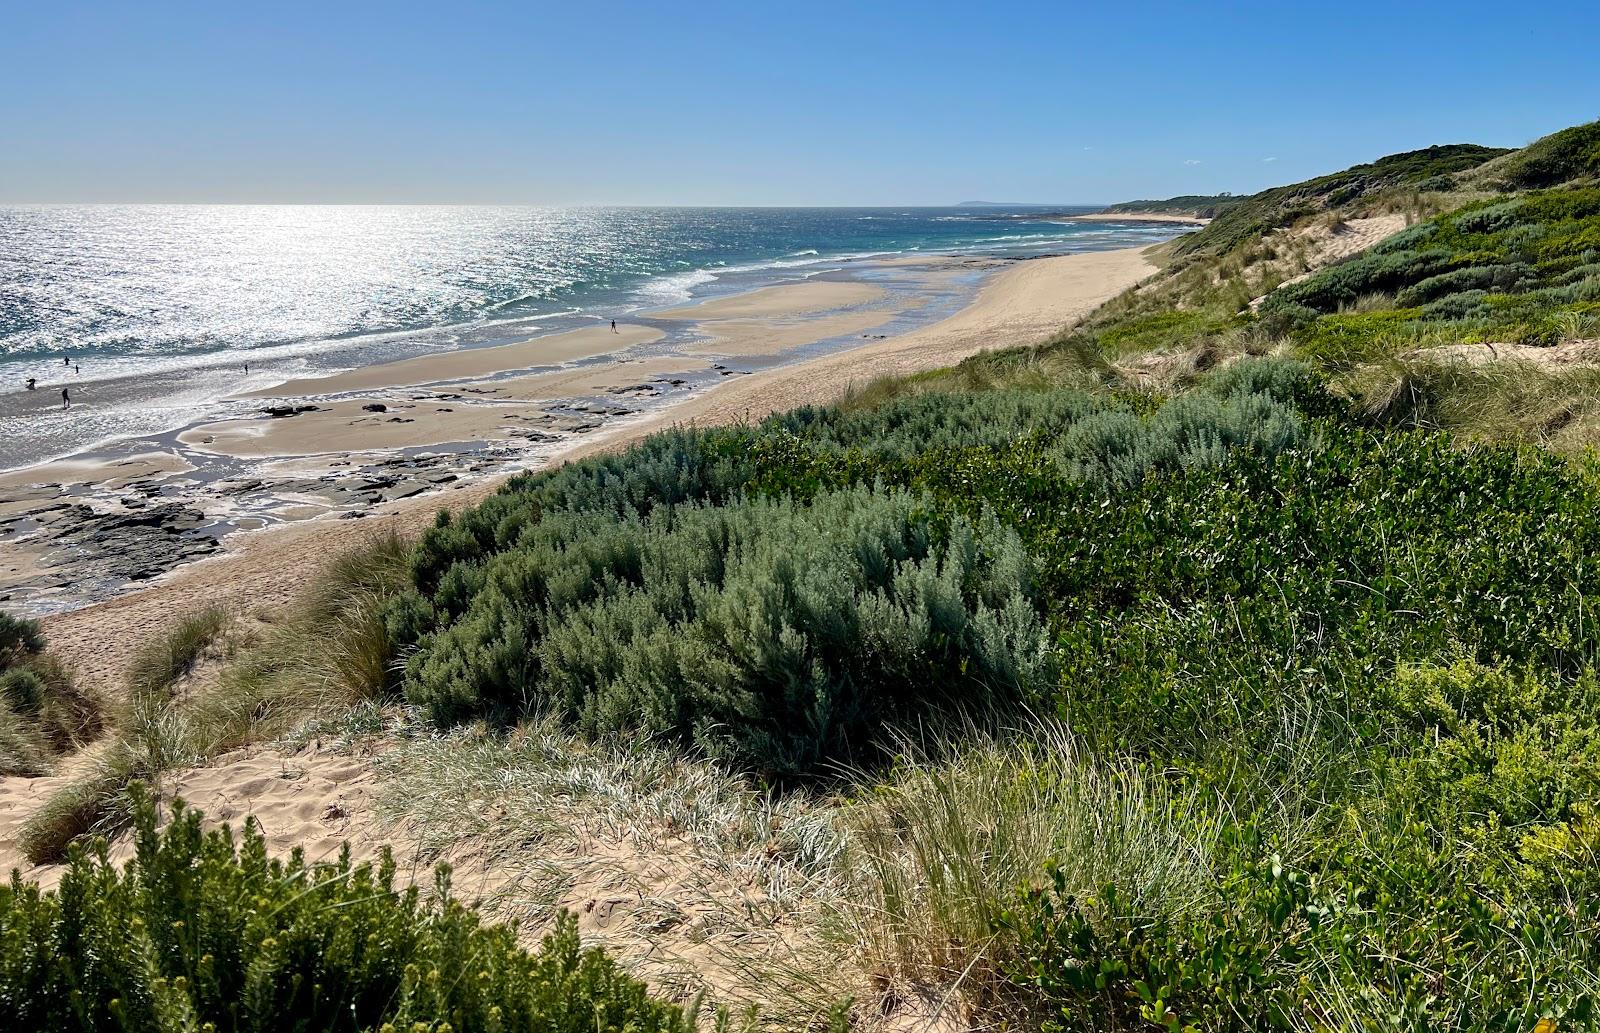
left=370, top=357, right=1600, bottom=1028
left=1103, top=194, right=1244, bottom=219
left=1169, top=142, right=1509, bottom=260
left=1268, top=185, right=1600, bottom=366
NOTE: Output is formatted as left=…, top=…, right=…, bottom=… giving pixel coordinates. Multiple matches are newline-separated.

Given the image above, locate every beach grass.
left=19, top=532, right=412, bottom=864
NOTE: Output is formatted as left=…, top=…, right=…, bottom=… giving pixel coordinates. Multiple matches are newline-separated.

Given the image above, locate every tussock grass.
left=20, top=532, right=412, bottom=864
left=127, top=604, right=231, bottom=698
left=0, top=614, right=102, bottom=776
left=828, top=724, right=1219, bottom=1023
left=1345, top=354, right=1600, bottom=448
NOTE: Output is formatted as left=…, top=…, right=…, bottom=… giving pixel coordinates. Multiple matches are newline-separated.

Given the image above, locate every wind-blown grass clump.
left=394, top=486, right=1051, bottom=776
left=0, top=787, right=695, bottom=1033
left=0, top=611, right=100, bottom=776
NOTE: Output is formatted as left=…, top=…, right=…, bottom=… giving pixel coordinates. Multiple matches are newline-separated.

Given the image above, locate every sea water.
left=0, top=205, right=1184, bottom=470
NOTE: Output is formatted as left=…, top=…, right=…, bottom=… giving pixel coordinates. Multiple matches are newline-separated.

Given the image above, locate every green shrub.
left=1269, top=248, right=1460, bottom=313
left=1492, top=118, right=1600, bottom=189
left=1395, top=262, right=1534, bottom=306
left=0, top=611, right=44, bottom=663
left=0, top=665, right=46, bottom=713
left=409, top=427, right=755, bottom=593
left=398, top=486, right=1050, bottom=776
left=1197, top=355, right=1346, bottom=417
left=0, top=788, right=694, bottom=1032
left=1054, top=389, right=1305, bottom=488
left=1422, top=289, right=1492, bottom=320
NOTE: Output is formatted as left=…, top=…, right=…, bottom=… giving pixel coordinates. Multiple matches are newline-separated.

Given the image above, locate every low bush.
left=1269, top=248, right=1460, bottom=313
left=1054, top=388, right=1304, bottom=488
left=1394, top=262, right=1533, bottom=306
left=1491, top=118, right=1600, bottom=189
left=0, top=788, right=695, bottom=1032
left=397, top=486, right=1051, bottom=776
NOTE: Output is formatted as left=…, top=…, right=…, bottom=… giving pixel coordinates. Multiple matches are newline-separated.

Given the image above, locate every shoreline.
left=23, top=244, right=1157, bottom=695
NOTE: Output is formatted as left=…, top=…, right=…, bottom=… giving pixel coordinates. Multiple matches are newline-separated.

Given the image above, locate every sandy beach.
left=14, top=245, right=1155, bottom=698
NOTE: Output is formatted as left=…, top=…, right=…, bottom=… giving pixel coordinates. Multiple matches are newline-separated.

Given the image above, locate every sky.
left=3, top=0, right=1598, bottom=205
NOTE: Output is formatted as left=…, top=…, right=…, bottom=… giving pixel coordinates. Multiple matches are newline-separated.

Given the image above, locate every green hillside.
left=1171, top=142, right=1510, bottom=259
left=1103, top=194, right=1244, bottom=218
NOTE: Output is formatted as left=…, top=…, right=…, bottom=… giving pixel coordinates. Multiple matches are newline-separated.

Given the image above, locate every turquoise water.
left=0, top=205, right=1186, bottom=468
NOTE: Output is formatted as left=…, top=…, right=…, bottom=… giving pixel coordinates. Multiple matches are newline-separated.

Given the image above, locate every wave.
left=633, top=267, right=720, bottom=304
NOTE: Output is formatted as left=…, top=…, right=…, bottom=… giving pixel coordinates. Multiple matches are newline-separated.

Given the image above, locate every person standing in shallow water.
left=61, top=387, right=71, bottom=409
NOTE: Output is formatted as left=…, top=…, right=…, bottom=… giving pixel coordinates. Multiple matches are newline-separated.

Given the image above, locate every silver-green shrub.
left=401, top=486, right=1050, bottom=776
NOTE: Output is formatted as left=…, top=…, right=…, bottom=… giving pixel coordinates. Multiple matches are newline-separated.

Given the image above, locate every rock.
left=361, top=403, right=387, bottom=413
left=262, top=404, right=320, bottom=418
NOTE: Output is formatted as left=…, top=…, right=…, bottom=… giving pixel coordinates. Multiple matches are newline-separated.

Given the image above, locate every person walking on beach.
left=61, top=387, right=71, bottom=410
left=611, top=319, right=618, bottom=333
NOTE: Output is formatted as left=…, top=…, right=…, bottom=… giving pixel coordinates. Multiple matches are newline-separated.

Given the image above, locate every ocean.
left=0, top=205, right=1184, bottom=470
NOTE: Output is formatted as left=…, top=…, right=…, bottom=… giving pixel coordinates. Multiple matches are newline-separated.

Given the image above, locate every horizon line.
left=0, top=199, right=1118, bottom=209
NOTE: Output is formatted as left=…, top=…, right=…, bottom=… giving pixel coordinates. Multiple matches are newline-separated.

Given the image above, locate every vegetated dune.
left=10, top=119, right=1600, bottom=1030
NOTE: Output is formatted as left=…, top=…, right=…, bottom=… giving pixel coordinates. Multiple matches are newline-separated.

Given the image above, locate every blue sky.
left=4, top=0, right=1597, bottom=205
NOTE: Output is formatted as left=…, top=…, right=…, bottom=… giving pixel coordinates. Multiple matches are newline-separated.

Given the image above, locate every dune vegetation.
left=8, top=118, right=1600, bottom=1030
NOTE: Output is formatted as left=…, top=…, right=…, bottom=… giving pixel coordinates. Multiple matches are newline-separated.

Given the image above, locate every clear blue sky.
left=4, top=0, right=1597, bottom=205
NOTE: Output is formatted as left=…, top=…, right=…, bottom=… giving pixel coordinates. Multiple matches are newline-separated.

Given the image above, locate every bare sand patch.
left=252, top=325, right=664, bottom=397
left=653, top=279, right=885, bottom=320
